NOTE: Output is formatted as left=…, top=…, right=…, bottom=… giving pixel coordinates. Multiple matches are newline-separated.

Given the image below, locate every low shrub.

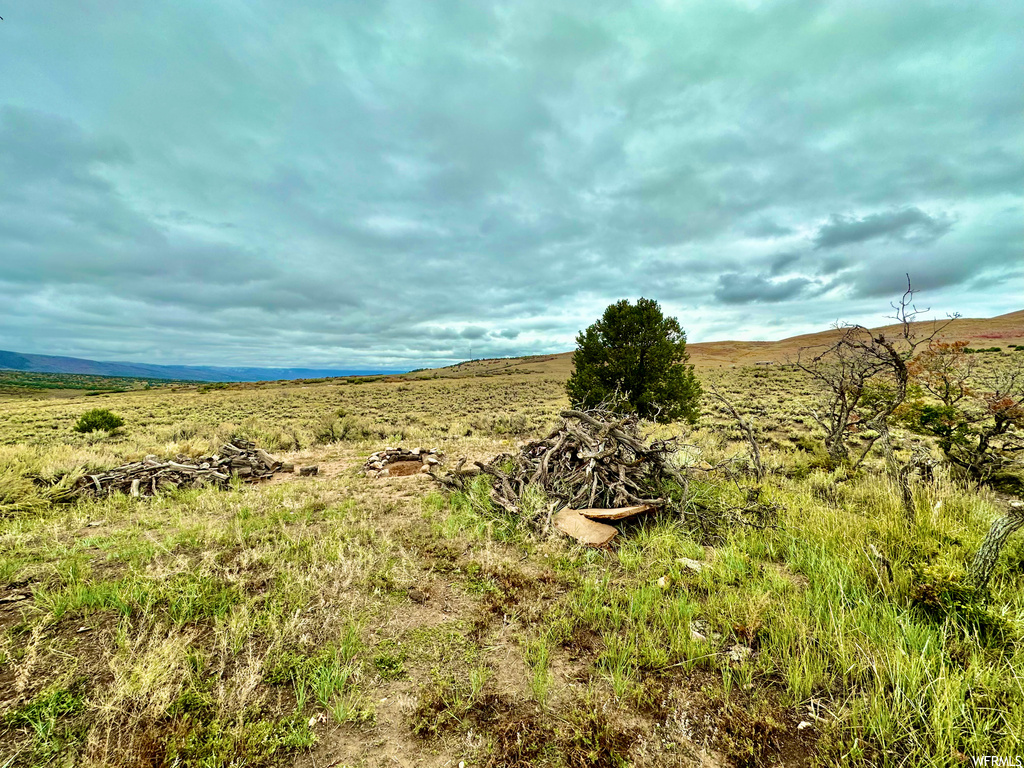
left=910, top=562, right=1011, bottom=644
left=73, top=408, right=124, bottom=433
left=313, top=411, right=391, bottom=444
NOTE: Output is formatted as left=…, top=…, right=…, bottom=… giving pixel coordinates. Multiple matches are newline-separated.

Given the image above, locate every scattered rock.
left=678, top=557, right=704, bottom=573
left=299, top=465, right=319, bottom=477
left=727, top=644, right=752, bottom=664
left=689, top=620, right=721, bottom=643
left=362, top=446, right=444, bottom=476
left=407, top=586, right=429, bottom=604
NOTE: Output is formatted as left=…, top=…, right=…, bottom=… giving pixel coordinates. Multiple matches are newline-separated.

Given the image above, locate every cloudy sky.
left=1, top=1, right=1021, bottom=370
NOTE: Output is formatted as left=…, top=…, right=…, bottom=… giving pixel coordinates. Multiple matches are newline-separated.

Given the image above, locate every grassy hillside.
left=687, top=309, right=1024, bottom=368
left=402, top=309, right=1024, bottom=378
left=0, top=333, right=1022, bottom=767
left=0, top=370, right=188, bottom=396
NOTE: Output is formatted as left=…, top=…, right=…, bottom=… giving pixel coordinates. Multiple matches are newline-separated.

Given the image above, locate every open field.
left=1, top=326, right=1024, bottom=767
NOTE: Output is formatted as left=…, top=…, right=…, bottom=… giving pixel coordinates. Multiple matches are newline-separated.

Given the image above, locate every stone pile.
left=363, top=447, right=442, bottom=477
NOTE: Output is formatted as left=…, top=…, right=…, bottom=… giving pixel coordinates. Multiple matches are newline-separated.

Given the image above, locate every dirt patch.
left=383, top=460, right=426, bottom=477
left=0, top=587, right=32, bottom=631
left=414, top=691, right=641, bottom=768
left=768, top=562, right=810, bottom=590
left=680, top=680, right=818, bottom=768
left=266, top=457, right=352, bottom=484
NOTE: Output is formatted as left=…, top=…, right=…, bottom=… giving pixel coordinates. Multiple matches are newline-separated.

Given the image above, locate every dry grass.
left=0, top=347, right=1023, bottom=767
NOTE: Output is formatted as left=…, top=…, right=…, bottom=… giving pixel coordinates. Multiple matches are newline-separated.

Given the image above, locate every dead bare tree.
left=969, top=501, right=1024, bottom=591
left=795, top=333, right=882, bottom=465
left=706, top=378, right=765, bottom=480
left=794, top=277, right=954, bottom=524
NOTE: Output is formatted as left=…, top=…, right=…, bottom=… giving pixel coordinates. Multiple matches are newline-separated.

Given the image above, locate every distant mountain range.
left=5, top=308, right=1021, bottom=384
left=0, top=350, right=402, bottom=382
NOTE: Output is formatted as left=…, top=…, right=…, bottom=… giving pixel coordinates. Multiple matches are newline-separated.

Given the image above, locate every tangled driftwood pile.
left=363, top=447, right=442, bottom=477
left=73, top=439, right=288, bottom=499
left=435, top=409, right=687, bottom=521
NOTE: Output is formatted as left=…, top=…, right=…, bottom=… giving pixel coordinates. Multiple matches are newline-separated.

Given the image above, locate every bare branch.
left=706, top=378, right=765, bottom=480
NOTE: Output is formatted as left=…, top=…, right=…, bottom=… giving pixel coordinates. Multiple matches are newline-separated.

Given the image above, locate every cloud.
left=768, top=253, right=802, bottom=276
left=745, top=218, right=795, bottom=240
left=0, top=0, right=1019, bottom=367
left=714, top=274, right=818, bottom=305
left=813, top=208, right=954, bottom=249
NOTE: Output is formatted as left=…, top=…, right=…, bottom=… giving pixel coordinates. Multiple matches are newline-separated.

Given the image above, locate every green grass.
left=3, top=684, right=87, bottom=766
left=0, top=360, right=1022, bottom=766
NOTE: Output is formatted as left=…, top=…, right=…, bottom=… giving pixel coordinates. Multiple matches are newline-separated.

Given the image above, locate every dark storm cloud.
left=813, top=208, right=954, bottom=250
left=0, top=0, right=1020, bottom=367
left=714, top=274, right=818, bottom=305
left=768, top=253, right=802, bottom=276
left=844, top=205, right=1024, bottom=300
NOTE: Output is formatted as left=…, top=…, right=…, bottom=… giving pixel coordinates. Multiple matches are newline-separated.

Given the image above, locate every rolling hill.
left=4, top=310, right=1020, bottom=384
left=411, top=309, right=1024, bottom=379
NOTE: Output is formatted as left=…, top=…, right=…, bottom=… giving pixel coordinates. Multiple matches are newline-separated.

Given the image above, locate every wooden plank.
left=552, top=508, right=618, bottom=547
left=577, top=504, right=654, bottom=521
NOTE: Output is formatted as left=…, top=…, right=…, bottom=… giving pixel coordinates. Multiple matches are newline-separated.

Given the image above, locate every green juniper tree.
left=566, top=298, right=701, bottom=423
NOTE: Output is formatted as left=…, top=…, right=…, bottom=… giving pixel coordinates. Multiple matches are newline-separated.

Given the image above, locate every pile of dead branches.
left=72, top=438, right=288, bottom=499
left=435, top=409, right=688, bottom=517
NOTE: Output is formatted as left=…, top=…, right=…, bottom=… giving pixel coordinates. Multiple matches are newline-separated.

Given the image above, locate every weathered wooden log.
left=71, top=441, right=286, bottom=499
left=969, top=501, right=1024, bottom=591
